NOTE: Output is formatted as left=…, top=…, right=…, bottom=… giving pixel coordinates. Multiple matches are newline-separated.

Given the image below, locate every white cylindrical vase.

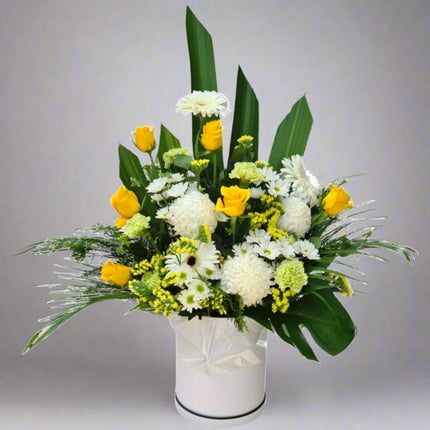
left=170, top=315, right=267, bottom=427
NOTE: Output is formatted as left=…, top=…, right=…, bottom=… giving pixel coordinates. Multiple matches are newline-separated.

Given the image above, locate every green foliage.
left=228, top=67, right=259, bottom=169
left=268, top=96, right=313, bottom=170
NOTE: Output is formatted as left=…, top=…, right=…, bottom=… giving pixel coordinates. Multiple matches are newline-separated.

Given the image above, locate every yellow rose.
left=133, top=126, right=156, bottom=152
left=322, top=184, right=354, bottom=216
left=215, top=185, right=251, bottom=217
left=101, top=260, right=131, bottom=287
left=201, top=120, right=223, bottom=151
left=110, top=185, right=141, bottom=221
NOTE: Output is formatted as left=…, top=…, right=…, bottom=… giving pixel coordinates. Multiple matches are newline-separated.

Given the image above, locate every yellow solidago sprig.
left=271, top=287, right=295, bottom=313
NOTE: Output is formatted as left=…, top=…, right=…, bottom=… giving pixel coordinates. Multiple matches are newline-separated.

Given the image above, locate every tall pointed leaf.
left=228, top=66, right=259, bottom=169
left=268, top=95, right=312, bottom=170
left=185, top=7, right=223, bottom=173
left=157, top=124, right=181, bottom=170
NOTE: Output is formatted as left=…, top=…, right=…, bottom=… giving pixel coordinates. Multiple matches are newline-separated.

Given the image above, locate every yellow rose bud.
left=110, top=185, right=141, bottom=219
left=322, top=184, right=354, bottom=216
left=101, top=260, right=131, bottom=287
left=115, top=216, right=128, bottom=229
left=133, top=126, right=156, bottom=152
left=201, top=120, right=223, bottom=151
left=215, top=185, right=251, bottom=217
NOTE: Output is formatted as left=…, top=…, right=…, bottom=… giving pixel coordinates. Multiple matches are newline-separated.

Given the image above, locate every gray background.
left=1, top=1, right=429, bottom=429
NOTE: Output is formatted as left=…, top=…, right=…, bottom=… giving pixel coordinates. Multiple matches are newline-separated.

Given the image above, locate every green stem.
left=194, top=116, right=204, bottom=159
left=231, top=216, right=237, bottom=244
left=213, top=150, right=218, bottom=189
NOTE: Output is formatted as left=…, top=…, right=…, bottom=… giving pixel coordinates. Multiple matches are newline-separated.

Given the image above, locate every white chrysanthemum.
left=250, top=187, right=264, bottom=199
left=245, top=228, right=272, bottom=245
left=164, top=182, right=189, bottom=198
left=176, top=91, right=231, bottom=117
left=232, top=242, right=256, bottom=256
left=147, top=177, right=168, bottom=193
left=293, top=239, right=320, bottom=260
left=220, top=254, right=273, bottom=306
left=277, top=196, right=311, bottom=237
left=166, top=191, right=218, bottom=239
left=151, top=193, right=164, bottom=202
left=254, top=241, right=281, bottom=260
left=280, top=155, right=319, bottom=206
left=187, top=278, right=212, bottom=301
left=266, top=178, right=291, bottom=197
left=167, top=173, right=185, bottom=183
left=260, top=166, right=281, bottom=183
left=156, top=207, right=170, bottom=219
left=277, top=236, right=296, bottom=259
left=178, top=288, right=202, bottom=312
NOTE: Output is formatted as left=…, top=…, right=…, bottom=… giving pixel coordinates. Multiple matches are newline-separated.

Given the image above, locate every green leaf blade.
left=157, top=124, right=181, bottom=170
left=268, top=95, right=313, bottom=170
left=228, top=67, right=259, bottom=168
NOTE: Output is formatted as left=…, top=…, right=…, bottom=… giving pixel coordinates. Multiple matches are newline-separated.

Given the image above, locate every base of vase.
left=174, top=393, right=266, bottom=427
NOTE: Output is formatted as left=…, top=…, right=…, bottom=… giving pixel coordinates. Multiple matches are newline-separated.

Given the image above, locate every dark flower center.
left=186, top=255, right=197, bottom=267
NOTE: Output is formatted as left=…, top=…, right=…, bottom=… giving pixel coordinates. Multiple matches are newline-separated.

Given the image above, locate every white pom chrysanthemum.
left=277, top=196, right=311, bottom=237
left=166, top=191, right=218, bottom=239
left=176, top=91, right=231, bottom=117
left=220, top=254, right=273, bottom=306
left=280, top=155, right=319, bottom=206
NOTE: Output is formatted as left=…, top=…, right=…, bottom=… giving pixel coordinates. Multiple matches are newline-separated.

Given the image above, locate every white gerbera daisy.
left=166, top=191, right=218, bottom=239
left=220, top=253, right=273, bottom=306
left=165, top=241, right=219, bottom=280
left=147, top=177, right=168, bottom=193
left=176, top=91, right=231, bottom=117
left=280, top=155, right=320, bottom=206
left=293, top=240, right=320, bottom=260
left=277, top=196, right=311, bottom=237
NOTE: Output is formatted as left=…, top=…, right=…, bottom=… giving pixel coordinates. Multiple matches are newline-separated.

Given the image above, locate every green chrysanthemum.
left=274, top=259, right=308, bottom=293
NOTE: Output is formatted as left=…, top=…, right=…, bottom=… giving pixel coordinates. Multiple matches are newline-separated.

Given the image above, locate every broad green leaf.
left=228, top=66, right=259, bottom=169
left=289, top=289, right=356, bottom=356
left=185, top=7, right=223, bottom=173
left=157, top=124, right=181, bottom=170
left=118, top=144, right=156, bottom=217
left=268, top=95, right=313, bottom=170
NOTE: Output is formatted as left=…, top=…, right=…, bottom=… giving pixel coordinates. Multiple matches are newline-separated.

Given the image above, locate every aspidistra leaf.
left=268, top=95, right=313, bottom=170
left=228, top=66, right=259, bottom=168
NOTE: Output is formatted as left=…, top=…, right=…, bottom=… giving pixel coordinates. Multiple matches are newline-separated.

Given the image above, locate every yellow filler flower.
left=132, top=126, right=156, bottom=152
left=101, top=260, right=131, bottom=287
left=110, top=185, right=141, bottom=228
left=322, top=184, right=354, bottom=216
left=215, top=185, right=251, bottom=217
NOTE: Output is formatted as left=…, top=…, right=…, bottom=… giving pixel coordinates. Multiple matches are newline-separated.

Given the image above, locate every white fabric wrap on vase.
left=170, top=315, right=267, bottom=425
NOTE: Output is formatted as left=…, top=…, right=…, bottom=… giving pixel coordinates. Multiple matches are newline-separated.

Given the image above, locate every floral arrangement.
left=23, top=7, right=415, bottom=360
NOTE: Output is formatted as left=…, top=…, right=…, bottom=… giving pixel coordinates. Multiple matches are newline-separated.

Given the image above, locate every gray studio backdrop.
left=1, top=1, right=429, bottom=429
